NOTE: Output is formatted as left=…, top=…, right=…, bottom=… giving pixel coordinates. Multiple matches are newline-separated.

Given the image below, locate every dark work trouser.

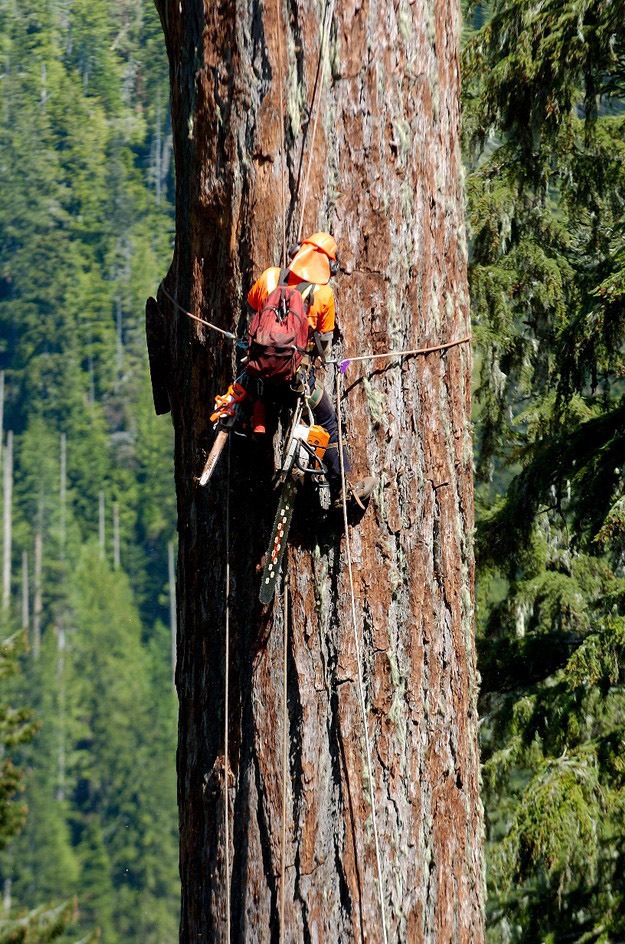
left=311, top=387, right=350, bottom=496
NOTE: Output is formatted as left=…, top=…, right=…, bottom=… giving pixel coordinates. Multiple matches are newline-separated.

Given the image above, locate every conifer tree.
left=0, top=632, right=93, bottom=944
left=464, top=1, right=625, bottom=939
left=151, top=1, right=484, bottom=941
left=0, top=633, right=37, bottom=851
left=1, top=1, right=179, bottom=940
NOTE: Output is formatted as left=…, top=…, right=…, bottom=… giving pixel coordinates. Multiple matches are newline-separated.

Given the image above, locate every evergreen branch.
left=477, top=401, right=625, bottom=570
left=0, top=899, right=76, bottom=944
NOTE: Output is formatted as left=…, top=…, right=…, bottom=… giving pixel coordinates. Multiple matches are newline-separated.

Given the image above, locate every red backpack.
left=246, top=270, right=312, bottom=384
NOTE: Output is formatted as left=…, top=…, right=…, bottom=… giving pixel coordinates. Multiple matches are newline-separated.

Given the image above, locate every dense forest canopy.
left=465, top=0, right=625, bottom=940
left=0, top=1, right=178, bottom=941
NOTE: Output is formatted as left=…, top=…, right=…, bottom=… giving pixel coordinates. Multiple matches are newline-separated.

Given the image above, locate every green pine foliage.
left=465, top=0, right=625, bottom=940
left=0, top=634, right=90, bottom=944
left=0, top=899, right=89, bottom=944
left=0, top=1, right=178, bottom=942
left=0, top=634, right=38, bottom=852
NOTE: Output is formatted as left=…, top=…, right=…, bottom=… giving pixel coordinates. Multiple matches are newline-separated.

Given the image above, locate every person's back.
left=245, top=232, right=376, bottom=508
left=247, top=232, right=338, bottom=355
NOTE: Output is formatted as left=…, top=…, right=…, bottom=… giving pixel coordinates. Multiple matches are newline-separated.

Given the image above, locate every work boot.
left=333, top=476, right=377, bottom=510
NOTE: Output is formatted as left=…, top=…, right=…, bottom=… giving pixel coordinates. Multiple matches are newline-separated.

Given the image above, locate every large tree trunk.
left=148, top=1, right=484, bottom=941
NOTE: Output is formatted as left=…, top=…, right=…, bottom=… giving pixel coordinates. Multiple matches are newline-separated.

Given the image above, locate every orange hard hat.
left=302, top=232, right=338, bottom=260
left=288, top=231, right=338, bottom=285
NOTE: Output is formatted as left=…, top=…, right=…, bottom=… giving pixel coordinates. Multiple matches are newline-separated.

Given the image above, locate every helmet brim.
left=288, top=245, right=332, bottom=285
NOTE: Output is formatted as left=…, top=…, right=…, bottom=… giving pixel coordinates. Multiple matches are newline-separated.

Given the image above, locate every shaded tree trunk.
left=149, top=1, right=483, bottom=942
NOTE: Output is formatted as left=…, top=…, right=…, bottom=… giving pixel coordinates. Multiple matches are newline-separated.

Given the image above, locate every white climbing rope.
left=275, top=0, right=287, bottom=267
left=335, top=368, right=389, bottom=944
left=224, top=437, right=232, bottom=942
left=296, top=0, right=337, bottom=242
left=279, top=574, right=289, bottom=944
left=330, top=333, right=472, bottom=370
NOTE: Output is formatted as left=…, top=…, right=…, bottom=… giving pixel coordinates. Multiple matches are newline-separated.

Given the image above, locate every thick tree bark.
left=149, top=1, right=484, bottom=942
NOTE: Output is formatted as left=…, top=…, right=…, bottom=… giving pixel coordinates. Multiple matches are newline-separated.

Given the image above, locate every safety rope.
left=336, top=369, right=389, bottom=944
left=296, top=0, right=336, bottom=242
left=224, top=437, right=232, bottom=941
left=164, top=273, right=471, bottom=370
left=330, top=333, right=472, bottom=372
left=275, top=0, right=287, bottom=267
left=279, top=573, right=289, bottom=944
left=160, top=284, right=237, bottom=340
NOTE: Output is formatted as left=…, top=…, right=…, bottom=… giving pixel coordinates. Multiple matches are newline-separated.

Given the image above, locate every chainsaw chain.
left=259, top=477, right=298, bottom=604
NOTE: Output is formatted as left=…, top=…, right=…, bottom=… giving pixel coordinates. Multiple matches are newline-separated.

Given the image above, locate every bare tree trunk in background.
left=113, top=501, right=121, bottom=570
left=2, top=430, right=13, bottom=612
left=33, top=527, right=43, bottom=659
left=148, top=2, right=483, bottom=942
left=168, top=538, right=177, bottom=685
left=0, top=372, right=4, bottom=467
left=21, top=550, right=29, bottom=632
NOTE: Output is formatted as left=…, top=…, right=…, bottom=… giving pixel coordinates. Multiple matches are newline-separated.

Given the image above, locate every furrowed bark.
left=149, top=1, right=484, bottom=941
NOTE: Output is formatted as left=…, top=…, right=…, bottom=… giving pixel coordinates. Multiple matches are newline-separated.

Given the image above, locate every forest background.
left=0, top=1, right=624, bottom=943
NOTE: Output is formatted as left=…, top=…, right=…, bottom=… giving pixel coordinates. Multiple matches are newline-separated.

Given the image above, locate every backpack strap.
left=277, top=267, right=314, bottom=300
left=278, top=269, right=317, bottom=298
left=312, top=330, right=328, bottom=365
left=295, top=282, right=315, bottom=316
left=277, top=272, right=316, bottom=321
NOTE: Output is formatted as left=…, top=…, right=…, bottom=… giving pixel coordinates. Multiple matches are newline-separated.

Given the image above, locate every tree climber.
left=244, top=231, right=377, bottom=508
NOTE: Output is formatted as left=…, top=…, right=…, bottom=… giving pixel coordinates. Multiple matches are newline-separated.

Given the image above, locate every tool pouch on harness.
left=246, top=270, right=312, bottom=384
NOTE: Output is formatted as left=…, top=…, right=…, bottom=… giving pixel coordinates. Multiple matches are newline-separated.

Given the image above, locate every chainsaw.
left=198, top=381, right=249, bottom=486
left=259, top=396, right=330, bottom=604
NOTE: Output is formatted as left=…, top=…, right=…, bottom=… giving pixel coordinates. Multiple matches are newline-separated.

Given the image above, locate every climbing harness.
left=201, top=369, right=330, bottom=599
left=336, top=368, right=389, bottom=944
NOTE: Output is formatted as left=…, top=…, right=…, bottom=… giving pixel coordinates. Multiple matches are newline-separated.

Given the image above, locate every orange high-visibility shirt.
left=247, top=267, right=335, bottom=336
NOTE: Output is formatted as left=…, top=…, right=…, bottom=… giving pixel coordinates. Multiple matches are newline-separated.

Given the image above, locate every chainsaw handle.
left=293, top=439, right=327, bottom=475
